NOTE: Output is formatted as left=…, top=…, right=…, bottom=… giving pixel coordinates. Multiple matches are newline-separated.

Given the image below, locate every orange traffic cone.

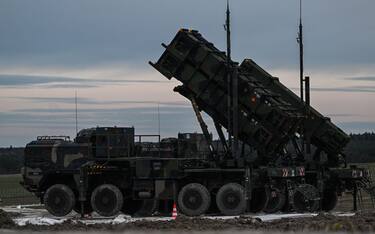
left=172, top=202, right=178, bottom=220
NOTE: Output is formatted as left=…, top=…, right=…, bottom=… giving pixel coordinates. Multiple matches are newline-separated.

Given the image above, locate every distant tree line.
left=344, top=132, right=375, bottom=163
left=0, top=147, right=24, bottom=174
left=0, top=132, right=374, bottom=174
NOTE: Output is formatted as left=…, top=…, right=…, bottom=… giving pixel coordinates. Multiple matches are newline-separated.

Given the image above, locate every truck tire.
left=292, top=184, right=320, bottom=212
left=44, top=184, right=75, bottom=217
left=91, top=184, right=123, bottom=217
left=321, top=190, right=338, bottom=211
left=216, top=183, right=246, bottom=216
left=249, top=187, right=269, bottom=213
left=177, top=183, right=210, bottom=216
left=263, top=187, right=286, bottom=213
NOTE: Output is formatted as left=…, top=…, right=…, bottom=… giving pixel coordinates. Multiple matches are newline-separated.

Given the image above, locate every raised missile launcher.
left=150, top=29, right=302, bottom=163
left=150, top=28, right=350, bottom=167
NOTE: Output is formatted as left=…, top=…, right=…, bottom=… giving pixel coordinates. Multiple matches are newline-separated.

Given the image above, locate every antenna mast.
left=157, top=102, right=160, bottom=137
left=225, top=0, right=232, bottom=152
left=298, top=0, right=304, bottom=102
left=75, top=91, right=78, bottom=134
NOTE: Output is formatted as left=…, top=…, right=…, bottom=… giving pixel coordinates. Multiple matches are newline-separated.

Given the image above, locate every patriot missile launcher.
left=150, top=28, right=373, bottom=213
left=21, top=29, right=373, bottom=219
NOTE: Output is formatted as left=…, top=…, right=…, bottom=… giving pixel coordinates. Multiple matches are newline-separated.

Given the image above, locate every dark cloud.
left=311, top=87, right=375, bottom=93
left=291, top=86, right=375, bottom=93
left=327, top=114, right=357, bottom=118
left=11, top=96, right=96, bottom=104
left=43, top=83, right=99, bottom=88
left=0, top=74, right=165, bottom=87
left=0, top=112, right=75, bottom=125
left=0, top=74, right=85, bottom=86
left=12, top=106, right=191, bottom=115
left=10, top=96, right=189, bottom=106
left=345, top=76, right=375, bottom=82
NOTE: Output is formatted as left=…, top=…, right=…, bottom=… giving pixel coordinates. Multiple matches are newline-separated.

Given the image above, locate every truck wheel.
left=216, top=183, right=246, bottom=216
left=73, top=201, right=93, bottom=215
left=292, top=184, right=320, bottom=212
left=263, top=187, right=286, bottom=213
left=177, top=183, right=210, bottom=216
left=91, top=184, right=123, bottom=217
left=44, top=184, right=75, bottom=217
left=249, top=187, right=269, bottom=213
left=321, top=190, right=338, bottom=211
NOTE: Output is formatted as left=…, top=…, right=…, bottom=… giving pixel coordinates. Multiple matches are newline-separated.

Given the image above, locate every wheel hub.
left=54, top=196, right=62, bottom=204
left=224, top=192, right=239, bottom=208
left=184, top=191, right=202, bottom=209
left=102, top=196, right=109, bottom=204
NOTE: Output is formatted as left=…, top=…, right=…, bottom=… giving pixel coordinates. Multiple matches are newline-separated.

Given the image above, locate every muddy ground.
left=1, top=209, right=375, bottom=232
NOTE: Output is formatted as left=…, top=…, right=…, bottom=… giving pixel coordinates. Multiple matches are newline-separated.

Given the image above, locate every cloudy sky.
left=1, top=0, right=375, bottom=147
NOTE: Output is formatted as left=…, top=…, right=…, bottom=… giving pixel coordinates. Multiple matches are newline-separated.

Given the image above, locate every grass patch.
left=0, top=174, right=39, bottom=206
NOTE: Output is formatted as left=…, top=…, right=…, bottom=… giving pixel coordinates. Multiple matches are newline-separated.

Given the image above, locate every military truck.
left=22, top=29, right=372, bottom=217
left=22, top=126, right=309, bottom=217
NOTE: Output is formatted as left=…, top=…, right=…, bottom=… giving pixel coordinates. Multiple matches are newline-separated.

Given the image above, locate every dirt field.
left=1, top=206, right=375, bottom=232
left=0, top=208, right=375, bottom=232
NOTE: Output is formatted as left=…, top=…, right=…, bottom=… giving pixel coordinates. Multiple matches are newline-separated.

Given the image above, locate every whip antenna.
left=225, top=0, right=232, bottom=151
left=298, top=0, right=304, bottom=102
left=75, top=91, right=78, bottom=134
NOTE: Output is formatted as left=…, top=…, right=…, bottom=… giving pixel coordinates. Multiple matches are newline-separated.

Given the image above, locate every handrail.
left=37, top=136, right=70, bottom=141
